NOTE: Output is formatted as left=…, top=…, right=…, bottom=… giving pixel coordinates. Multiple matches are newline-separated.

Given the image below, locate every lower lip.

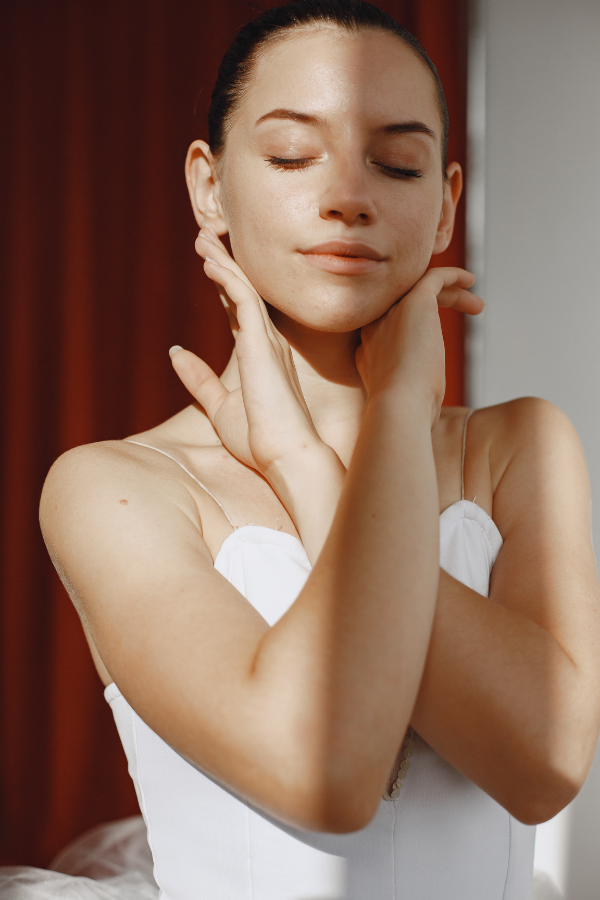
left=301, top=253, right=383, bottom=275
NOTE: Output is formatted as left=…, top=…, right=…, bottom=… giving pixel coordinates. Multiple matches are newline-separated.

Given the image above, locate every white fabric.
left=531, top=871, right=565, bottom=900
left=0, top=500, right=540, bottom=899
left=0, top=818, right=158, bottom=899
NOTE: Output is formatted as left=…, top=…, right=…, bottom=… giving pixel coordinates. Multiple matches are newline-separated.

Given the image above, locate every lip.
left=299, top=241, right=386, bottom=275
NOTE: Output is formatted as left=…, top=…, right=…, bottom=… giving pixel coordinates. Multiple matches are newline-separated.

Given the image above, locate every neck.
left=220, top=309, right=367, bottom=466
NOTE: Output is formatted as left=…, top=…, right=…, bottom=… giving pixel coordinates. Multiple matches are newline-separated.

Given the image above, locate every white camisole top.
left=105, top=415, right=535, bottom=900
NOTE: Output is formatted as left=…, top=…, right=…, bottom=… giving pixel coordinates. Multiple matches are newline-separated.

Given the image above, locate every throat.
left=266, top=304, right=363, bottom=385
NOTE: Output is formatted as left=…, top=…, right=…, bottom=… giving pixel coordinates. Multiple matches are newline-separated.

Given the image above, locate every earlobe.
left=184, top=140, right=229, bottom=235
left=431, top=162, right=463, bottom=256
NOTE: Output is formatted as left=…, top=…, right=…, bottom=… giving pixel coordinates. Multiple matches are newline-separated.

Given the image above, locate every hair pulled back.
left=208, top=0, right=449, bottom=173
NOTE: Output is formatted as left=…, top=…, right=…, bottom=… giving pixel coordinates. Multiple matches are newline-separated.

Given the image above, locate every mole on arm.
left=119, top=499, right=128, bottom=505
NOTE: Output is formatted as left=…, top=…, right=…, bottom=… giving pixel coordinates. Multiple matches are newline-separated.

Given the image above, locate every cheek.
left=221, top=171, right=305, bottom=279
left=386, top=189, right=442, bottom=257
left=220, top=161, right=445, bottom=327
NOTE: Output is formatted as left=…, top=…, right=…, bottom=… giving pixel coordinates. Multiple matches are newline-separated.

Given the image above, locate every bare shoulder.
left=480, top=394, right=578, bottom=459
left=469, top=398, right=593, bottom=577
left=468, top=397, right=582, bottom=493
left=470, top=395, right=575, bottom=441
left=40, top=439, right=202, bottom=550
left=40, top=403, right=227, bottom=541
left=42, top=439, right=163, bottom=494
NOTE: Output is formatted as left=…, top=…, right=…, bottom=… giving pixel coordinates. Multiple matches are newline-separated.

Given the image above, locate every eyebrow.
left=380, top=121, right=436, bottom=140
left=255, top=108, right=437, bottom=140
left=255, top=109, right=323, bottom=127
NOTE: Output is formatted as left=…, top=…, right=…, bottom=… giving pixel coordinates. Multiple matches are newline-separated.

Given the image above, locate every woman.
left=3, top=1, right=599, bottom=898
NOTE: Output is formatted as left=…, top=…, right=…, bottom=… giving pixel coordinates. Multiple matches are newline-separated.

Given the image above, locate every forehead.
left=232, top=26, right=441, bottom=139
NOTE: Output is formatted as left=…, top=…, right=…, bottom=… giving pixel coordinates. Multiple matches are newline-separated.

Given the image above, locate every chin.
left=302, top=310, right=380, bottom=333
left=265, top=285, right=402, bottom=334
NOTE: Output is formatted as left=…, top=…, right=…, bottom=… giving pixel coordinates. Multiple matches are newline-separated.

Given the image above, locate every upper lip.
left=300, top=241, right=386, bottom=260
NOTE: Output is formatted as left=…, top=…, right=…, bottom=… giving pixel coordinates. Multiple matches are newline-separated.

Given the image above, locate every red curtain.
left=0, top=0, right=467, bottom=867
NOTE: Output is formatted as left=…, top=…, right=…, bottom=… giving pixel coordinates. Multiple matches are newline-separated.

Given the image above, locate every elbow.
left=278, top=765, right=381, bottom=834
left=318, top=796, right=379, bottom=835
left=498, top=706, right=598, bottom=826
left=508, top=787, right=576, bottom=827
left=254, top=723, right=387, bottom=834
left=501, top=752, right=589, bottom=826
left=295, top=785, right=379, bottom=834
left=264, top=733, right=386, bottom=833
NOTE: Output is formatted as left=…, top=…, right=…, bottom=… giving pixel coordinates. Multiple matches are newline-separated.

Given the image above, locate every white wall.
left=467, top=1, right=600, bottom=898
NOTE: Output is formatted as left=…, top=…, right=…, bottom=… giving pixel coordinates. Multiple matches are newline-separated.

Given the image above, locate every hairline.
left=213, top=21, right=448, bottom=178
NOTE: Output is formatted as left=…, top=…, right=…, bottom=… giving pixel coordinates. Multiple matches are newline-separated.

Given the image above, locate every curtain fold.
left=0, top=0, right=468, bottom=866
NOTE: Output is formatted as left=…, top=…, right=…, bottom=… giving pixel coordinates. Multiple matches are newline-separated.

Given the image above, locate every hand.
left=356, top=267, right=483, bottom=429
left=171, top=227, right=323, bottom=479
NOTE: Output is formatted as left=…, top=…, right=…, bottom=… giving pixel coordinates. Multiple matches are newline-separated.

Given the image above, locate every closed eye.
left=265, top=157, right=423, bottom=179
left=265, top=156, right=314, bottom=171
left=374, top=163, right=422, bottom=179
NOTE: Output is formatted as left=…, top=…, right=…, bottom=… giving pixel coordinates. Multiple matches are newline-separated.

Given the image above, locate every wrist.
left=365, top=385, right=437, bottom=429
left=266, top=440, right=345, bottom=496
left=265, top=442, right=346, bottom=553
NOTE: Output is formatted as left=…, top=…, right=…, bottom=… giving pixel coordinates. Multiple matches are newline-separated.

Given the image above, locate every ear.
left=185, top=140, right=228, bottom=235
left=431, top=161, right=463, bottom=256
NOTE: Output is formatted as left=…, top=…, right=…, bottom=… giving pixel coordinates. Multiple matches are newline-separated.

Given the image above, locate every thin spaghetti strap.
left=124, top=440, right=235, bottom=529
left=461, top=409, right=474, bottom=501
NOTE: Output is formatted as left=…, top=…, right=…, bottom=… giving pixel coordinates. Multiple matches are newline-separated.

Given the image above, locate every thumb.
left=169, top=346, right=229, bottom=424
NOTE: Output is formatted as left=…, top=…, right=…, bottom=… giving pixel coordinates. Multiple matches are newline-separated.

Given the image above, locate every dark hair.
left=208, top=0, right=449, bottom=173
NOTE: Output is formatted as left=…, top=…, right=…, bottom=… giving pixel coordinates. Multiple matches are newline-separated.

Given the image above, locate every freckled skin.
left=215, top=28, right=447, bottom=334
left=120, top=499, right=128, bottom=505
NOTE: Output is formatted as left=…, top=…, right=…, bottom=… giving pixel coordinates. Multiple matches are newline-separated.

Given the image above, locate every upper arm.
left=40, top=442, right=271, bottom=789
left=490, top=398, right=600, bottom=710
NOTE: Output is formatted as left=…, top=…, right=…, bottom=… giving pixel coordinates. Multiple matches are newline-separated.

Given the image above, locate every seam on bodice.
left=131, top=703, right=161, bottom=894
left=245, top=804, right=254, bottom=900
left=502, top=815, right=513, bottom=900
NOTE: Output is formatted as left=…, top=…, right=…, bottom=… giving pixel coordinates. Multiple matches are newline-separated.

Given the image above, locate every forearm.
left=253, top=390, right=440, bottom=823
left=412, top=569, right=588, bottom=821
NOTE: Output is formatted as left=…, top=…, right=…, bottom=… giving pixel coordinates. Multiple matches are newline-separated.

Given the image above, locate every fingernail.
left=169, top=345, right=183, bottom=358
left=199, top=230, right=217, bottom=245
left=205, top=256, right=221, bottom=266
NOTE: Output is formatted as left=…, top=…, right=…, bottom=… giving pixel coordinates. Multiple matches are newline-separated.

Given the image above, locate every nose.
left=318, top=158, right=377, bottom=226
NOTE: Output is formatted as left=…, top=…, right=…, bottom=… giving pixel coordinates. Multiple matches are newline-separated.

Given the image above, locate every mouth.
left=299, top=241, right=386, bottom=275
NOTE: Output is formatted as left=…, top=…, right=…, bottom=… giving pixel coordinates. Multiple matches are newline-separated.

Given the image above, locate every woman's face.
left=212, top=26, right=456, bottom=332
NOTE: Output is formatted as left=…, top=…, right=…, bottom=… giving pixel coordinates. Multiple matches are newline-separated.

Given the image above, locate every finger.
left=195, top=235, right=241, bottom=330
left=215, top=283, right=240, bottom=331
left=403, top=267, right=482, bottom=315
left=204, top=259, right=273, bottom=349
left=196, top=228, right=277, bottom=339
left=422, top=267, right=477, bottom=294
left=402, top=267, right=474, bottom=303
left=197, top=223, right=227, bottom=251
left=436, top=286, right=485, bottom=315
left=197, top=235, right=264, bottom=323
left=196, top=229, right=255, bottom=291
left=169, top=346, right=229, bottom=424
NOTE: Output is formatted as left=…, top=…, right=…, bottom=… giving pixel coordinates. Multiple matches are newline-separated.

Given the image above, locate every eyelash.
left=266, top=156, right=313, bottom=170
left=265, top=156, right=423, bottom=179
